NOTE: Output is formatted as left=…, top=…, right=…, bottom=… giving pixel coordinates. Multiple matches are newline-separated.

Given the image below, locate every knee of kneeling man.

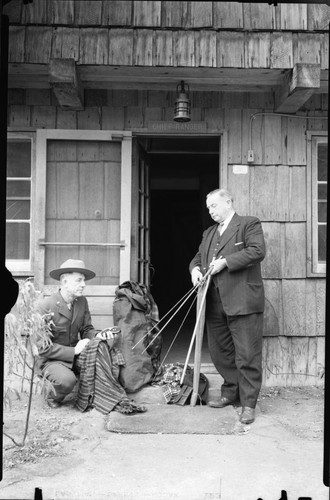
left=46, top=369, right=77, bottom=390
left=60, top=373, right=77, bottom=392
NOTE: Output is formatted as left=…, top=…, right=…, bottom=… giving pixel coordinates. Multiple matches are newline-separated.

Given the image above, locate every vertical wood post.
left=0, top=11, right=9, bottom=481
left=323, top=21, right=330, bottom=490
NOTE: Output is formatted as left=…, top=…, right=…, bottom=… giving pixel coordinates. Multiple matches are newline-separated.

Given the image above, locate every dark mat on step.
left=105, top=404, right=237, bottom=434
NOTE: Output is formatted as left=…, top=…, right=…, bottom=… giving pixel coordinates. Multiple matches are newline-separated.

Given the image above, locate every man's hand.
left=96, top=327, right=120, bottom=348
left=210, top=257, right=227, bottom=275
left=74, top=338, right=90, bottom=355
left=96, top=326, right=120, bottom=340
left=191, top=267, right=203, bottom=286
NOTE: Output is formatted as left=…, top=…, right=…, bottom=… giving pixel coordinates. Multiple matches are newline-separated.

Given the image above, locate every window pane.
left=6, top=223, right=30, bottom=259
left=6, top=200, right=30, bottom=220
left=318, top=225, right=327, bottom=262
left=318, top=144, right=327, bottom=182
left=318, top=183, right=327, bottom=199
left=7, top=180, right=31, bottom=197
left=7, top=141, right=31, bottom=177
left=318, top=201, right=327, bottom=223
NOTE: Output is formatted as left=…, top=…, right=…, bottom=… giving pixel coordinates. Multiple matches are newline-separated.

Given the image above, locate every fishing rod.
left=131, top=283, right=199, bottom=351
left=180, top=266, right=213, bottom=386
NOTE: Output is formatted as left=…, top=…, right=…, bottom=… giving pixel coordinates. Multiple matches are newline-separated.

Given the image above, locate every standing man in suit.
left=37, top=259, right=118, bottom=408
left=189, top=188, right=266, bottom=424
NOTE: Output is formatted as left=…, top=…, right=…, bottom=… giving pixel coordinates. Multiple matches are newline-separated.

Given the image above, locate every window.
left=6, top=133, right=35, bottom=273
left=307, top=132, right=327, bottom=275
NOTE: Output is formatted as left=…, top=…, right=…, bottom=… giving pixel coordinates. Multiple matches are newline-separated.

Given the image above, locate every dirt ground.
left=0, top=380, right=329, bottom=500
left=2, top=384, right=324, bottom=468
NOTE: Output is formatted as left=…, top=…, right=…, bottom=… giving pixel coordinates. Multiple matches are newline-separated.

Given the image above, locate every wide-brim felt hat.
left=49, top=259, right=95, bottom=281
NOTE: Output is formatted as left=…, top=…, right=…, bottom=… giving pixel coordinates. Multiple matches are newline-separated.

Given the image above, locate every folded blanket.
left=75, top=337, right=130, bottom=414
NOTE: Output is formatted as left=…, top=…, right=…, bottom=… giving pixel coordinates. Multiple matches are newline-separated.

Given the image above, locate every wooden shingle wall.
left=7, top=86, right=327, bottom=386
left=5, top=1, right=330, bottom=70
left=5, top=0, right=328, bottom=386
left=3, top=1, right=329, bottom=31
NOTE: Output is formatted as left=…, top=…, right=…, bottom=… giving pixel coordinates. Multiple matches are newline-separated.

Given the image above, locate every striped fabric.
left=75, top=338, right=129, bottom=414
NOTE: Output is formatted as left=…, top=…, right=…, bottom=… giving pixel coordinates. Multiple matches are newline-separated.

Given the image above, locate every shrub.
left=4, top=279, right=54, bottom=446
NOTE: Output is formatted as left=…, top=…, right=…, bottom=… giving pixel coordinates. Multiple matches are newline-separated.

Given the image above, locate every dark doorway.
left=139, top=136, right=219, bottom=365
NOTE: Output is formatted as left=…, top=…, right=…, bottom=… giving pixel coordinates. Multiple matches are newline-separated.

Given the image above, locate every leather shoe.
left=208, top=396, right=239, bottom=408
left=47, top=399, right=62, bottom=409
left=240, top=406, right=255, bottom=424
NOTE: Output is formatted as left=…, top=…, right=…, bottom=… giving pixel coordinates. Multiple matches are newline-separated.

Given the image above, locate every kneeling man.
left=37, top=259, right=117, bottom=408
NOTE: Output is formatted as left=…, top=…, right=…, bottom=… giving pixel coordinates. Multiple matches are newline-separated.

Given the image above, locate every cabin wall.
left=4, top=1, right=330, bottom=32
left=5, top=0, right=328, bottom=387
left=7, top=86, right=327, bottom=386
left=5, top=2, right=329, bottom=73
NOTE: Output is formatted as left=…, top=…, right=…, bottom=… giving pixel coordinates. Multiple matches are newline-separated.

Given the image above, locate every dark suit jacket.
left=37, top=291, right=97, bottom=372
left=189, top=213, right=266, bottom=316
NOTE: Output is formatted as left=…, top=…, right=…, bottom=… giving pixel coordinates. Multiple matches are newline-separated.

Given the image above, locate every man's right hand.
left=74, top=338, right=90, bottom=355
left=191, top=267, right=203, bottom=287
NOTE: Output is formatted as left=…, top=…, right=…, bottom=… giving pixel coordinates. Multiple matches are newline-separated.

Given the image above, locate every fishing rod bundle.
left=132, top=268, right=213, bottom=395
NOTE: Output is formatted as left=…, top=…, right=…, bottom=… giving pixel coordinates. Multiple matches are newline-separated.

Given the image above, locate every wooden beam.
left=9, top=62, right=328, bottom=94
left=48, top=58, right=84, bottom=110
left=275, top=63, right=321, bottom=113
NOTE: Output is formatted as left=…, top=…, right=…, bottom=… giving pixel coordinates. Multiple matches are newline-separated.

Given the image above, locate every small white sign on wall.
left=232, top=164, right=249, bottom=175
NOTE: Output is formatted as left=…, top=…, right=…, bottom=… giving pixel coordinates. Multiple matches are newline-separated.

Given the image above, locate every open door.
left=34, top=129, right=132, bottom=330
left=136, top=135, right=220, bottom=364
left=137, top=145, right=152, bottom=285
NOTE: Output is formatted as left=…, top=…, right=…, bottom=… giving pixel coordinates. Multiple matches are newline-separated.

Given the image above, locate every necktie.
left=218, top=222, right=225, bottom=235
left=67, top=302, right=72, bottom=310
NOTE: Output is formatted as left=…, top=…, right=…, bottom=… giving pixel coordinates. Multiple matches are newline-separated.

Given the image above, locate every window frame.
left=307, top=130, right=327, bottom=277
left=6, top=132, right=36, bottom=275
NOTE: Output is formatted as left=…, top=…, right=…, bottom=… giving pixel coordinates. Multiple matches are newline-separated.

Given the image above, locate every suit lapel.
left=55, top=291, right=73, bottom=320
left=216, top=214, right=240, bottom=255
left=71, top=299, right=80, bottom=324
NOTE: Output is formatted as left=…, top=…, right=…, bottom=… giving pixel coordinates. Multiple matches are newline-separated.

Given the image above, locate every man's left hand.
left=210, top=257, right=227, bottom=275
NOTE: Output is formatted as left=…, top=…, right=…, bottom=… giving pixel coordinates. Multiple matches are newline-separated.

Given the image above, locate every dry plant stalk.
left=4, top=279, right=54, bottom=447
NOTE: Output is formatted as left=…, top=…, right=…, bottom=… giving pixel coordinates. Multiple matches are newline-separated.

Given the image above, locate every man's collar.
left=59, top=289, right=75, bottom=305
left=220, top=211, right=235, bottom=227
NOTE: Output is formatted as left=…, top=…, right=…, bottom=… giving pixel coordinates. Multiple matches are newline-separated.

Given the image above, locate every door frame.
left=132, top=131, right=226, bottom=286
left=34, top=129, right=132, bottom=289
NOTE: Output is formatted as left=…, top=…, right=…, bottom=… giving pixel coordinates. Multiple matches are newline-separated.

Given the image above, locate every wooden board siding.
left=153, top=31, right=171, bottom=66
left=7, top=88, right=327, bottom=137
left=74, top=1, right=103, bottom=25
left=243, top=3, right=276, bottom=30
left=227, top=164, right=307, bottom=221
left=102, top=1, right=132, bottom=26
left=217, top=32, right=245, bottom=68
left=7, top=84, right=327, bottom=384
left=262, top=336, right=324, bottom=387
left=5, top=1, right=329, bottom=33
left=79, top=28, right=109, bottom=65
left=8, top=27, right=329, bottom=71
left=6, top=2, right=329, bottom=82
left=51, top=0, right=75, bottom=25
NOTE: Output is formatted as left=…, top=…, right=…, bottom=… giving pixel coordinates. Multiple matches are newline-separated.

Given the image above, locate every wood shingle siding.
left=5, top=1, right=329, bottom=32
left=262, top=278, right=326, bottom=336
left=5, top=0, right=328, bottom=386
left=7, top=28, right=329, bottom=73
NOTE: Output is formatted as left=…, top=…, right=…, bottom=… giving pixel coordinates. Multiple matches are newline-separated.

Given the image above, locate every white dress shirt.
left=218, top=211, right=235, bottom=235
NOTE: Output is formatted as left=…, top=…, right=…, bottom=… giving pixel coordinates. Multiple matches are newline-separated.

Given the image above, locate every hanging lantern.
left=173, top=80, right=191, bottom=122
